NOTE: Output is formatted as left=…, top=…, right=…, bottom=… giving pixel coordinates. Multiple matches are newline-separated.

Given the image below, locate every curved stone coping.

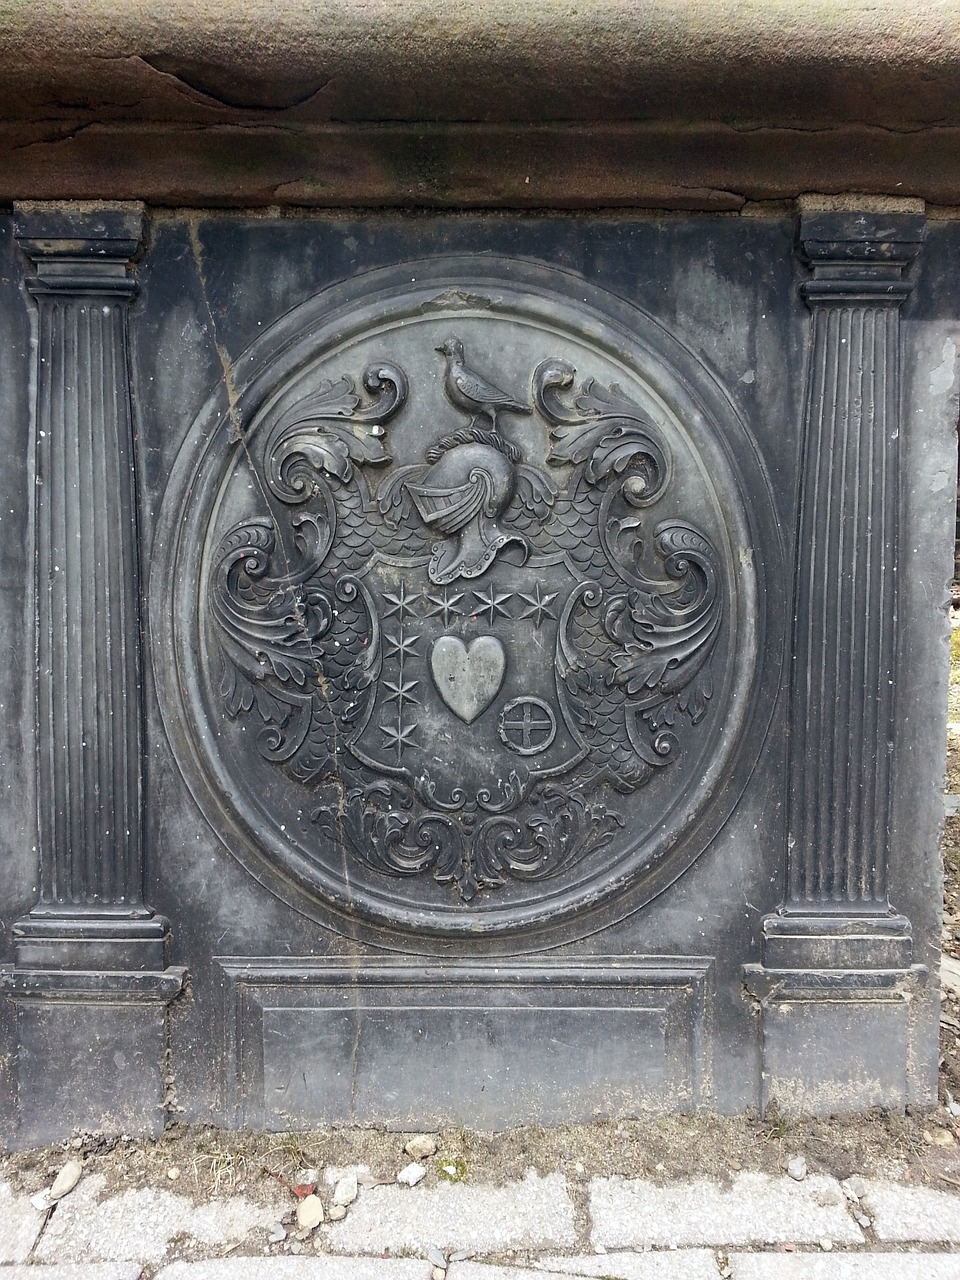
left=0, top=3, right=959, bottom=206
left=0, top=1, right=958, bottom=127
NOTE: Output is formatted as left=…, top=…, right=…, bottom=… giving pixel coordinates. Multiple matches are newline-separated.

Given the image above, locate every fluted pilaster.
left=787, top=208, right=922, bottom=911
left=31, top=237, right=143, bottom=911
left=0, top=205, right=183, bottom=1144
left=743, top=201, right=927, bottom=1113
left=5, top=204, right=171, bottom=969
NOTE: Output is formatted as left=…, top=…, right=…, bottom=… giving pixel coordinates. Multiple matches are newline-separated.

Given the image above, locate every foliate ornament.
left=159, top=268, right=768, bottom=936
left=210, top=333, right=721, bottom=904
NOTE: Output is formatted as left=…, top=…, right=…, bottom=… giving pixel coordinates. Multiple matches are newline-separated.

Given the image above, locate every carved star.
left=379, top=716, right=419, bottom=761
left=518, top=585, right=558, bottom=628
left=383, top=584, right=419, bottom=622
left=382, top=676, right=420, bottom=708
left=385, top=629, right=420, bottom=661
left=472, top=587, right=513, bottom=624
left=425, top=589, right=464, bottom=627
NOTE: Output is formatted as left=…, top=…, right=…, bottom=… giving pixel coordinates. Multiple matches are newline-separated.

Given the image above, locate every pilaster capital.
left=13, top=201, right=144, bottom=296
left=796, top=196, right=925, bottom=305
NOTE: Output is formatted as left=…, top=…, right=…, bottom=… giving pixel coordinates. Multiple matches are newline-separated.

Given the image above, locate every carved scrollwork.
left=536, top=357, right=670, bottom=503
left=265, top=362, right=407, bottom=502
left=207, top=336, right=728, bottom=904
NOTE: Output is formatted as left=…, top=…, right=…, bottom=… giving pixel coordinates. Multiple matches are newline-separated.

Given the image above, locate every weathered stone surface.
left=730, top=1256, right=960, bottom=1279
left=0, top=2, right=957, bottom=127
left=33, top=1174, right=288, bottom=1265
left=589, top=1174, right=863, bottom=1248
left=483, top=1253, right=720, bottom=1278
left=0, top=5, right=956, bottom=204
left=326, top=1171, right=576, bottom=1253
left=156, top=1262, right=431, bottom=1280
left=861, top=1179, right=960, bottom=1242
left=0, top=1268, right=142, bottom=1280
left=0, top=1181, right=46, bottom=1263
left=3, top=122, right=960, bottom=209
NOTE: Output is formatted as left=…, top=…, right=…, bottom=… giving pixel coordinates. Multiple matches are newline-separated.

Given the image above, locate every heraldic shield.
left=170, top=270, right=762, bottom=933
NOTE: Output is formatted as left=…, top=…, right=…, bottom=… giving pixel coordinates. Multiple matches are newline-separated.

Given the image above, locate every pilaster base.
left=0, top=909, right=186, bottom=1146
left=12, top=908, right=170, bottom=972
left=0, top=966, right=186, bottom=1148
left=743, top=912, right=926, bottom=1115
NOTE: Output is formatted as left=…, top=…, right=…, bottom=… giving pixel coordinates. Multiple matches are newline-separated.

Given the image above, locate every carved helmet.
left=408, top=441, right=517, bottom=535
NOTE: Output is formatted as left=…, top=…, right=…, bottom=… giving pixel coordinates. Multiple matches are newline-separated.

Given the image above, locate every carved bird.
left=436, top=337, right=531, bottom=430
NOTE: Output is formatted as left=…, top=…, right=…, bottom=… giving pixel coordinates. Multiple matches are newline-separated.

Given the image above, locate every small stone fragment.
left=404, top=1134, right=438, bottom=1160
left=427, top=1246, right=446, bottom=1267
left=397, top=1161, right=426, bottom=1186
left=296, top=1194, right=324, bottom=1230
left=949, top=1098, right=960, bottom=1118
left=857, top=1213, right=872, bottom=1228
left=922, top=1129, right=935, bottom=1144
left=786, top=1156, right=807, bottom=1181
left=432, top=1268, right=445, bottom=1280
left=290, top=1241, right=302, bottom=1255
left=268, top=1223, right=286, bottom=1243
left=296, top=1167, right=320, bottom=1185
left=333, top=1172, right=358, bottom=1206
left=933, top=1128, right=956, bottom=1145
left=50, top=1159, right=83, bottom=1201
left=328, top=1204, right=347, bottom=1220
left=357, top=1170, right=390, bottom=1189
left=820, top=1237, right=833, bottom=1252
left=166, top=1167, right=181, bottom=1182
left=449, top=1250, right=473, bottom=1262
left=845, top=1174, right=867, bottom=1199
left=30, top=1191, right=51, bottom=1211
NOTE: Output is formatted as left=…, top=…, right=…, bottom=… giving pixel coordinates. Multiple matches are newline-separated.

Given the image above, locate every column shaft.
left=789, top=294, right=903, bottom=907
left=34, top=290, right=143, bottom=909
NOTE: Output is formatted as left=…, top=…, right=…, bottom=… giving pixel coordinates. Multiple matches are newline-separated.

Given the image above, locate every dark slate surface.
left=0, top=211, right=954, bottom=1139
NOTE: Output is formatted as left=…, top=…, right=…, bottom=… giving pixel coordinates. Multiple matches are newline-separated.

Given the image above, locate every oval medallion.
left=153, top=258, right=780, bottom=937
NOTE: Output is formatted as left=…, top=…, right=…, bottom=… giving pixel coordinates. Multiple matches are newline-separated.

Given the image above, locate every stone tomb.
left=0, top=202, right=953, bottom=1144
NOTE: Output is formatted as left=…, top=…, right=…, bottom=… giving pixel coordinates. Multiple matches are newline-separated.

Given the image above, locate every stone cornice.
left=0, top=4, right=957, bottom=207
left=1, top=2, right=959, bottom=127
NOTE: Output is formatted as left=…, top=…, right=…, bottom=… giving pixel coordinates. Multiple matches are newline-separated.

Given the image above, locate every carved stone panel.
left=154, top=261, right=775, bottom=937
left=217, top=956, right=712, bottom=1128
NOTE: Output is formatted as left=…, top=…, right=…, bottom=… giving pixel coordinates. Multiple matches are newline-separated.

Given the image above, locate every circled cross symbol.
left=497, top=696, right=557, bottom=756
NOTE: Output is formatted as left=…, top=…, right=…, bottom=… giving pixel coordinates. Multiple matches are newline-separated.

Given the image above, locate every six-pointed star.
left=472, top=586, right=513, bottom=624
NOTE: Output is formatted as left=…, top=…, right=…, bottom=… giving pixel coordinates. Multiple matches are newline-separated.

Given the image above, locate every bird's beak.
left=434, top=345, right=445, bottom=354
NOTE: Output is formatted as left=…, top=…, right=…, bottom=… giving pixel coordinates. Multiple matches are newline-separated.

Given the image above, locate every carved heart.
left=429, top=636, right=506, bottom=724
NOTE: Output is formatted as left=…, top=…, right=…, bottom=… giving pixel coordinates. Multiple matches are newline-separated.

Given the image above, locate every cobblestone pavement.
left=2, top=1161, right=959, bottom=1280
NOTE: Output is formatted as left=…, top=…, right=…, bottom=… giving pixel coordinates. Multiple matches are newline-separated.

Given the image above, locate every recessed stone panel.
left=219, top=957, right=711, bottom=1128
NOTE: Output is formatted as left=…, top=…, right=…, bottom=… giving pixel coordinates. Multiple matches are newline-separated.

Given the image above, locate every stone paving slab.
left=33, top=1172, right=289, bottom=1265
left=0, top=1268, right=142, bottom=1280
left=451, top=1253, right=721, bottom=1278
left=861, top=1178, right=960, bottom=1242
left=729, top=1255, right=960, bottom=1279
left=534, top=1251, right=723, bottom=1278
left=325, top=1170, right=576, bottom=1254
left=0, top=1179, right=46, bottom=1263
left=589, top=1173, right=863, bottom=1249
left=156, top=1261, right=434, bottom=1279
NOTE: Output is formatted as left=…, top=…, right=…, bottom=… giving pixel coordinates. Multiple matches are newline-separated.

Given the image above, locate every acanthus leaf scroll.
left=209, top=340, right=724, bottom=902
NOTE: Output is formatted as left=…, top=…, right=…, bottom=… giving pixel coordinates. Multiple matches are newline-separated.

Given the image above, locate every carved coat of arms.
left=211, top=333, right=722, bottom=903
